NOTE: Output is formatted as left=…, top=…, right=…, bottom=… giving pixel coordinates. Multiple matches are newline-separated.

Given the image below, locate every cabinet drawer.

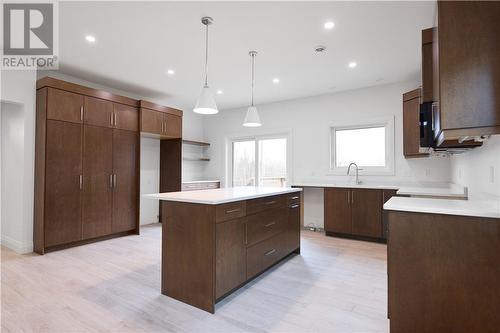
left=287, top=193, right=301, bottom=206
left=47, top=88, right=84, bottom=124
left=245, top=207, right=286, bottom=246
left=246, top=195, right=285, bottom=215
left=114, top=103, right=139, bottom=132
left=246, top=233, right=285, bottom=279
left=216, top=201, right=246, bottom=223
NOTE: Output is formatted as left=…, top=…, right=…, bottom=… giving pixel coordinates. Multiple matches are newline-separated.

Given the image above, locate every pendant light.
left=243, top=51, right=262, bottom=127
left=194, top=16, right=218, bottom=115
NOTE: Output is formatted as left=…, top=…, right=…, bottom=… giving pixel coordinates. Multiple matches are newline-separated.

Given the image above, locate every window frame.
left=226, top=130, right=292, bottom=187
left=329, top=116, right=395, bottom=176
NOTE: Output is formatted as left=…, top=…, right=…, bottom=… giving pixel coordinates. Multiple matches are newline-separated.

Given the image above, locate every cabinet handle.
left=265, top=200, right=276, bottom=205
left=113, top=112, right=117, bottom=127
left=352, top=191, right=354, bottom=204
left=290, top=204, right=299, bottom=209
left=110, top=112, right=113, bottom=126
left=109, top=174, right=113, bottom=188
left=264, top=221, right=276, bottom=228
left=347, top=192, right=350, bottom=205
left=225, top=208, right=240, bottom=214
left=290, top=196, right=299, bottom=200
left=163, top=121, right=167, bottom=133
left=79, top=175, right=83, bottom=190
left=264, top=249, right=276, bottom=256
left=161, top=121, right=164, bottom=133
left=113, top=174, right=117, bottom=188
left=80, top=106, right=84, bottom=121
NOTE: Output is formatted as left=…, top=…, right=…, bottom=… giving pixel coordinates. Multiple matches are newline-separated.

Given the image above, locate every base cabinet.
left=324, top=187, right=389, bottom=241
left=162, top=191, right=302, bottom=313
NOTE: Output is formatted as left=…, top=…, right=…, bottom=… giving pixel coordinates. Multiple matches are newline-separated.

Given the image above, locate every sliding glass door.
left=232, top=135, right=288, bottom=187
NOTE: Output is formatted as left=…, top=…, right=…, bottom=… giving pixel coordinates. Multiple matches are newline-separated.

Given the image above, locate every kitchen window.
left=330, top=117, right=394, bottom=175
left=231, top=134, right=289, bottom=187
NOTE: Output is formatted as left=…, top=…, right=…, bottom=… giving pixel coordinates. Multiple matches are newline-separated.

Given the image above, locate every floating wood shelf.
left=182, top=157, right=210, bottom=162
left=182, top=139, right=210, bottom=147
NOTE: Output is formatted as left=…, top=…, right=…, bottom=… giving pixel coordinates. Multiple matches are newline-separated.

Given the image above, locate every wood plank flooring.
left=1, top=224, right=389, bottom=332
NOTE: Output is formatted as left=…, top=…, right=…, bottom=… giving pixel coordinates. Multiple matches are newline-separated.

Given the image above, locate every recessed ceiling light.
left=348, top=61, right=357, bottom=68
left=85, top=35, right=96, bottom=43
left=167, top=69, right=175, bottom=75
left=217, top=90, right=223, bottom=95
left=315, top=45, right=327, bottom=53
left=272, top=78, right=280, bottom=84
left=324, top=21, right=335, bottom=30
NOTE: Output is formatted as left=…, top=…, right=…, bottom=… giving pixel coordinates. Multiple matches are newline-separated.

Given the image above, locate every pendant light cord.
left=204, top=23, right=209, bottom=87
left=251, top=52, right=255, bottom=106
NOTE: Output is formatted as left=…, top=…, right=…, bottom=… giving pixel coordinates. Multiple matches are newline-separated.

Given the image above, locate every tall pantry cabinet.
left=34, top=78, right=140, bottom=254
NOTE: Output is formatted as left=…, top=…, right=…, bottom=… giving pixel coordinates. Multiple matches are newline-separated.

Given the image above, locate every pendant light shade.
left=194, top=85, right=218, bottom=114
left=243, top=51, right=262, bottom=127
left=194, top=17, right=218, bottom=115
left=243, top=106, right=261, bottom=127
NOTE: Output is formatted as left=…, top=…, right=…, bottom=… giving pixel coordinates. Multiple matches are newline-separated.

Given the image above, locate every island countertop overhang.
left=145, top=186, right=302, bottom=205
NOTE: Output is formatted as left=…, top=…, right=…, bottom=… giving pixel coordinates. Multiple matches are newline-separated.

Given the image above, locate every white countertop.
left=384, top=195, right=500, bottom=219
left=292, top=182, right=467, bottom=199
left=145, top=186, right=302, bottom=205
left=182, top=180, right=220, bottom=184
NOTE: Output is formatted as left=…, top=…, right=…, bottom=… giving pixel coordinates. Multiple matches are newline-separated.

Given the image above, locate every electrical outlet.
left=490, top=166, right=495, bottom=184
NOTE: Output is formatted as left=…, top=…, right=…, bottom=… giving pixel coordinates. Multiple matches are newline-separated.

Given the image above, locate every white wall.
left=0, top=70, right=37, bottom=253
left=450, top=136, right=500, bottom=197
left=204, top=80, right=451, bottom=228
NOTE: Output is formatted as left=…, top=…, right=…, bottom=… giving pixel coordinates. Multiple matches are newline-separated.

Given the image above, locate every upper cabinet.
left=403, top=88, right=428, bottom=158
left=431, top=1, right=500, bottom=145
left=139, top=101, right=183, bottom=139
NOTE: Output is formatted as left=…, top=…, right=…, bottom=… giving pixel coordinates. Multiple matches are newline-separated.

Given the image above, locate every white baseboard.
left=1, top=235, right=33, bottom=254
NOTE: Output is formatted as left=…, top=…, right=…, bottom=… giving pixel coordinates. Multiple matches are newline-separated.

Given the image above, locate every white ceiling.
left=58, top=1, right=436, bottom=111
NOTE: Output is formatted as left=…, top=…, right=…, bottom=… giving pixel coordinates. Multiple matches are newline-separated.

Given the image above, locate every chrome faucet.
left=347, top=162, right=362, bottom=185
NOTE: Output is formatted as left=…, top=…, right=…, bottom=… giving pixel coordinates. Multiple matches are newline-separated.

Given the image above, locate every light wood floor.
left=1, top=224, right=389, bottom=332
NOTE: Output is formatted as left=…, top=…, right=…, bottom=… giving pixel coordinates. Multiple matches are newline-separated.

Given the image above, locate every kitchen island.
left=146, top=186, right=302, bottom=313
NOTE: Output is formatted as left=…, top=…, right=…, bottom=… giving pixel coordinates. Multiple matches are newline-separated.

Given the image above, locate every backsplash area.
left=451, top=136, right=500, bottom=197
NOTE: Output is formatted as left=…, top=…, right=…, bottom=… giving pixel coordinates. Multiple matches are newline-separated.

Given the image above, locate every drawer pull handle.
left=225, top=208, right=241, bottom=214
left=265, top=200, right=276, bottom=205
left=264, top=221, right=276, bottom=228
left=290, top=204, right=299, bottom=209
left=290, top=196, right=299, bottom=200
left=264, top=249, right=276, bottom=256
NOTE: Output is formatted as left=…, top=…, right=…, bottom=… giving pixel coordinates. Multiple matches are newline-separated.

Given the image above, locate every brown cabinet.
left=246, top=233, right=285, bottom=279
left=112, top=129, right=139, bottom=233
left=403, top=89, right=428, bottom=158
left=324, top=188, right=352, bottom=234
left=82, top=125, right=113, bottom=239
left=84, top=96, right=113, bottom=128
left=44, top=120, right=83, bottom=247
left=140, top=101, right=182, bottom=139
left=351, top=189, right=382, bottom=238
left=430, top=1, right=500, bottom=144
left=324, top=187, right=385, bottom=241
left=113, top=103, right=139, bottom=132
left=421, top=28, right=434, bottom=103
left=47, top=88, right=83, bottom=124
left=215, top=218, right=246, bottom=299
left=34, top=78, right=142, bottom=254
left=285, top=195, right=301, bottom=254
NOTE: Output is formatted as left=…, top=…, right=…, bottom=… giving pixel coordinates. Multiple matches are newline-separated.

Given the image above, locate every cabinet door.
left=403, top=93, right=423, bottom=157
left=215, top=218, right=246, bottom=299
left=382, top=190, right=398, bottom=240
left=112, top=129, right=139, bottom=233
left=164, top=113, right=182, bottom=138
left=324, top=188, right=351, bottom=234
left=114, top=103, right=139, bottom=132
left=352, top=189, right=382, bottom=238
left=285, top=200, right=301, bottom=254
left=45, top=120, right=82, bottom=246
left=82, top=125, right=113, bottom=239
left=140, top=109, right=162, bottom=135
left=84, top=96, right=113, bottom=128
left=47, top=88, right=83, bottom=124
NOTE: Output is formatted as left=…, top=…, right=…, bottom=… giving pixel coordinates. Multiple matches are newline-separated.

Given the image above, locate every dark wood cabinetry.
left=324, top=187, right=387, bottom=241
left=140, top=101, right=182, bottom=139
left=44, top=120, right=83, bottom=247
left=162, top=191, right=301, bottom=313
left=430, top=1, right=500, bottom=144
left=35, top=78, right=146, bottom=254
left=402, top=89, right=428, bottom=158
left=82, top=125, right=113, bottom=239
